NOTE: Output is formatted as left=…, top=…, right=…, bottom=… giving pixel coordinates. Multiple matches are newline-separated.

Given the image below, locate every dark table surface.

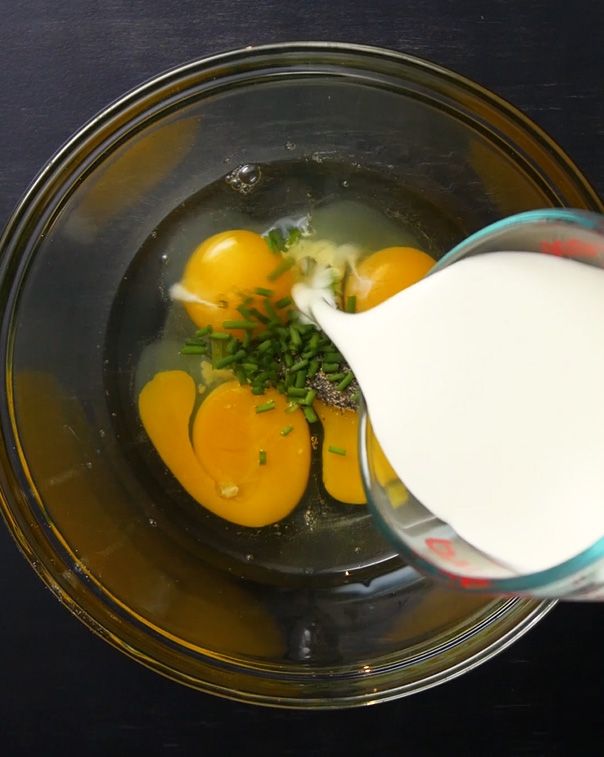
left=1, top=1, right=604, bottom=755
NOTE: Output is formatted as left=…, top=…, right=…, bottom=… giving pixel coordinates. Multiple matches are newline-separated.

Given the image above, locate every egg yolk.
left=178, top=230, right=296, bottom=332
left=345, top=246, right=435, bottom=311
left=316, top=400, right=366, bottom=505
left=139, top=371, right=310, bottom=527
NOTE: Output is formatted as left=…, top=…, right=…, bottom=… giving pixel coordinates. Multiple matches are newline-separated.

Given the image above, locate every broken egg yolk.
left=178, top=230, right=296, bottom=332
left=139, top=371, right=310, bottom=527
left=345, top=246, right=435, bottom=312
left=316, top=400, right=365, bottom=505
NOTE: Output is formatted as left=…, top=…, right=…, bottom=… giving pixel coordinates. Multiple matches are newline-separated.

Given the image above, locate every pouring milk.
left=293, top=251, right=604, bottom=574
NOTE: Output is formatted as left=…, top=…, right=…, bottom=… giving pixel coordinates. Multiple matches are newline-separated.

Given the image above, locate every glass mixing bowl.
left=0, top=43, right=599, bottom=708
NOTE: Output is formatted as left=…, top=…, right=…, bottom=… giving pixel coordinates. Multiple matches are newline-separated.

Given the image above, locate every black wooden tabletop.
left=1, top=1, right=603, bottom=755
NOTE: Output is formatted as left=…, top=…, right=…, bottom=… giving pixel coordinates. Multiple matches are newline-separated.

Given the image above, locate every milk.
left=293, top=252, right=604, bottom=573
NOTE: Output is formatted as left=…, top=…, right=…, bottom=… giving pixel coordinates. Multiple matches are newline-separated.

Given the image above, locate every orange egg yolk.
left=345, top=246, right=435, bottom=311
left=316, top=400, right=366, bottom=504
left=139, top=371, right=310, bottom=527
left=179, top=230, right=296, bottom=333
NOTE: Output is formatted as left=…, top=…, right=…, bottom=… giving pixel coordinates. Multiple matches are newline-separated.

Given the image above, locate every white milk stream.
left=293, top=251, right=604, bottom=573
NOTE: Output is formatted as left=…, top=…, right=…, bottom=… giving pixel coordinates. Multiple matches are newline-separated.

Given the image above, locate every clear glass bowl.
left=0, top=42, right=599, bottom=707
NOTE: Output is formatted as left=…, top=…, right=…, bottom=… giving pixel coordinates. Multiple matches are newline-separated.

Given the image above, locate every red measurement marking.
left=458, top=576, right=492, bottom=589
left=539, top=238, right=599, bottom=259
left=425, top=537, right=469, bottom=567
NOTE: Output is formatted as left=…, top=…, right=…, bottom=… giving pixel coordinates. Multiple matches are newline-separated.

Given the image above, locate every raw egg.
left=345, top=246, right=435, bottom=311
left=316, top=400, right=365, bottom=505
left=175, top=230, right=296, bottom=332
left=139, top=371, right=310, bottom=527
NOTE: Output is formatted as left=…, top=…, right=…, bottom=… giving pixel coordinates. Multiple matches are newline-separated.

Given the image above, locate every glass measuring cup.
left=361, top=208, right=604, bottom=600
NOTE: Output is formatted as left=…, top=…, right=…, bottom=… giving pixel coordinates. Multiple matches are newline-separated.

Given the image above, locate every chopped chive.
left=254, top=286, right=274, bottom=297
left=345, top=295, right=357, bottom=313
left=209, top=332, right=230, bottom=341
left=309, top=333, right=320, bottom=350
left=243, top=330, right=251, bottom=348
left=215, top=350, right=246, bottom=369
left=258, top=449, right=267, bottom=465
left=275, top=295, right=293, bottom=309
left=350, top=390, right=360, bottom=404
left=258, top=339, right=272, bottom=353
left=295, top=370, right=307, bottom=388
left=184, top=337, right=206, bottom=346
left=243, top=362, right=258, bottom=373
left=303, top=405, right=318, bottom=423
left=285, top=402, right=300, bottom=413
left=180, top=345, right=206, bottom=355
left=301, top=388, right=316, bottom=406
left=286, top=227, right=302, bottom=248
left=322, top=362, right=339, bottom=373
left=226, top=338, right=238, bottom=354
left=255, top=400, right=276, bottom=413
left=287, top=387, right=306, bottom=398
left=280, top=425, right=294, bottom=437
left=266, top=228, right=285, bottom=253
left=337, top=372, right=354, bottom=391
left=321, top=352, right=342, bottom=363
left=268, top=256, right=295, bottom=281
left=251, top=385, right=265, bottom=395
left=195, top=326, right=212, bottom=337
left=223, top=319, right=256, bottom=330
left=290, top=358, right=308, bottom=372
left=289, top=326, right=302, bottom=348
left=328, top=445, right=347, bottom=456
left=249, top=307, right=270, bottom=324
left=283, top=352, right=293, bottom=368
left=307, top=359, right=319, bottom=377
left=264, top=298, right=279, bottom=321
left=328, top=372, right=346, bottom=382
left=237, top=304, right=252, bottom=319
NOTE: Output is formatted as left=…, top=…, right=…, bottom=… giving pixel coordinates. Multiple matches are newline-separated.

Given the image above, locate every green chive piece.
left=285, top=402, right=300, bottom=413
left=259, top=449, right=267, bottom=465
left=254, top=286, right=274, bottom=297
left=215, top=350, right=246, bottom=369
left=268, top=256, right=295, bottom=281
left=295, top=370, right=307, bottom=388
left=264, top=298, right=279, bottom=321
left=237, top=304, right=252, bottom=319
left=209, top=332, right=230, bottom=341
left=345, top=295, right=357, bottom=313
left=283, top=352, right=293, bottom=368
left=223, top=319, right=256, bottom=330
left=249, top=307, right=270, bottom=324
left=280, top=425, right=294, bottom=437
left=243, top=330, right=251, bottom=348
left=195, top=326, right=212, bottom=337
left=307, top=359, right=319, bottom=378
left=266, top=228, right=285, bottom=253
left=286, top=227, right=302, bottom=248
left=255, top=400, right=276, bottom=413
left=251, top=385, right=265, bottom=395
left=180, top=345, right=206, bottom=355
left=290, top=359, right=308, bottom=372
left=226, top=338, right=238, bottom=354
left=303, top=405, right=318, bottom=423
left=309, top=333, right=320, bottom=350
left=337, top=372, right=354, bottom=391
left=328, top=445, right=347, bottom=456
left=289, top=326, right=302, bottom=348
left=321, top=352, right=342, bottom=363
left=322, top=362, right=339, bottom=373
left=275, top=295, right=293, bottom=309
left=287, top=387, right=306, bottom=398
left=328, top=372, right=346, bottom=382
left=242, top=362, right=258, bottom=373
left=258, top=339, right=272, bottom=353
left=301, top=389, right=316, bottom=406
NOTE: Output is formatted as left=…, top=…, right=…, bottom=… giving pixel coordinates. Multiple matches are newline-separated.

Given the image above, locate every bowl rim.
left=0, top=41, right=582, bottom=707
